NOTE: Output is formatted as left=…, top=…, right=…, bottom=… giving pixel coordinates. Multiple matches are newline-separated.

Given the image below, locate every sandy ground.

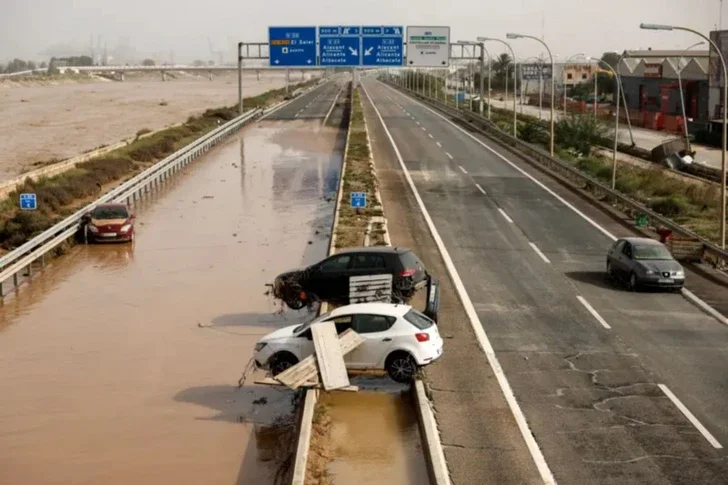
left=0, top=71, right=312, bottom=181
left=0, top=116, right=342, bottom=485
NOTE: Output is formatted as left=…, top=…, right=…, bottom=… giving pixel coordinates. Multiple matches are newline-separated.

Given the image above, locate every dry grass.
left=334, top=85, right=386, bottom=249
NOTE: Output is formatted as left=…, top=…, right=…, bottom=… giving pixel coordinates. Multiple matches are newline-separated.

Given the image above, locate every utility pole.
left=237, top=42, right=243, bottom=115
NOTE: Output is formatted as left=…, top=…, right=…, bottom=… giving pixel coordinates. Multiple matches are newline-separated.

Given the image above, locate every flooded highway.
left=0, top=86, right=345, bottom=485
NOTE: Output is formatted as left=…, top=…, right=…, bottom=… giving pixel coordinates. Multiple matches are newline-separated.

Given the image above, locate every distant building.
left=617, top=48, right=709, bottom=132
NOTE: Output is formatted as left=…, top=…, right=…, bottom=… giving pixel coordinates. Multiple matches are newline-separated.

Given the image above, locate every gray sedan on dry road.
left=606, top=237, right=685, bottom=291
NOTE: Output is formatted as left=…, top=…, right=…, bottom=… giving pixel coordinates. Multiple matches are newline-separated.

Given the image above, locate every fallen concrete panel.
left=312, top=321, right=351, bottom=390
left=349, top=274, right=393, bottom=303
left=276, top=328, right=363, bottom=389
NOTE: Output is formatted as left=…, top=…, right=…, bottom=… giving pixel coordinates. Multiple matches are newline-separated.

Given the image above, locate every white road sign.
left=406, top=26, right=450, bottom=67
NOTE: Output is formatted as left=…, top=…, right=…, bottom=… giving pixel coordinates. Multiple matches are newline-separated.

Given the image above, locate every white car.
left=253, top=302, right=444, bottom=383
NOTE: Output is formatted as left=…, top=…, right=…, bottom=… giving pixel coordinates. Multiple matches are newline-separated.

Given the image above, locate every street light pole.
left=594, top=69, right=598, bottom=119
left=676, top=41, right=706, bottom=152
left=562, top=52, right=586, bottom=116
left=641, top=22, right=727, bottom=249
left=479, top=37, right=518, bottom=136
left=237, top=42, right=243, bottom=115
left=509, top=33, right=556, bottom=155
left=589, top=57, right=621, bottom=190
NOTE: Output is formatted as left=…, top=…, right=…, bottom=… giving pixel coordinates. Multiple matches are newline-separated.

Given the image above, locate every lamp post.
left=641, top=23, right=727, bottom=249
left=479, top=37, right=518, bottom=137
left=676, top=41, right=706, bottom=152
left=588, top=57, right=621, bottom=190
left=508, top=33, right=555, bottom=155
left=562, top=52, right=586, bottom=115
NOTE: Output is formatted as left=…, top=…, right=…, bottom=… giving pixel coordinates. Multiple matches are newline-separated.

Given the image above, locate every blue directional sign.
left=268, top=26, right=317, bottom=67
left=19, top=193, right=37, bottom=210
left=319, top=26, right=362, bottom=66
left=350, top=192, right=367, bottom=209
left=362, top=26, right=404, bottom=67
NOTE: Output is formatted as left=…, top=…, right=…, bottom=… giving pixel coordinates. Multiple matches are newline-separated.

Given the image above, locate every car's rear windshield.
left=92, top=206, right=129, bottom=219
left=404, top=309, right=434, bottom=330
left=399, top=250, right=422, bottom=270
left=633, top=244, right=673, bottom=261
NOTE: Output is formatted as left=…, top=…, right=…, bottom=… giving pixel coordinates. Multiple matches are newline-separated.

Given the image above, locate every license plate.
left=101, top=233, right=117, bottom=237
left=658, top=278, right=674, bottom=284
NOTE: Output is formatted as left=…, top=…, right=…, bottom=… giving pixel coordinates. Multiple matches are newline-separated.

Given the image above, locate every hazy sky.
left=0, top=0, right=721, bottom=63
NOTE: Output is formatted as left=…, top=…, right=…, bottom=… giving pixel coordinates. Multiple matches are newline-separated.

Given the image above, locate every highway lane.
left=0, top=94, right=345, bottom=485
left=264, top=79, right=343, bottom=121
left=362, top=77, right=728, bottom=484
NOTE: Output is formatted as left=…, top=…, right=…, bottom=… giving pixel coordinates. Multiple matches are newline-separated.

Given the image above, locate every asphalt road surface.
left=362, top=76, right=728, bottom=485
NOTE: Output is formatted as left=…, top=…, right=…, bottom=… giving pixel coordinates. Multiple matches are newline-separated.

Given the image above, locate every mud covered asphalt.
left=0, top=89, right=344, bottom=484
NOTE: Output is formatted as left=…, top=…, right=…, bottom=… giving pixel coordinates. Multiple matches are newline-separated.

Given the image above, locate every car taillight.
left=400, top=268, right=416, bottom=277
left=415, top=332, right=430, bottom=342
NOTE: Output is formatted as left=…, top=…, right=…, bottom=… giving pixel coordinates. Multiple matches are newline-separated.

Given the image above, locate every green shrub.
left=648, top=195, right=690, bottom=218
left=555, top=114, right=611, bottom=156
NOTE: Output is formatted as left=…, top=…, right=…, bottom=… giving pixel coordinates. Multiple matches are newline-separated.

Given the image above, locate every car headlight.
left=120, top=224, right=132, bottom=232
left=674, top=270, right=685, bottom=278
left=254, top=342, right=267, bottom=352
left=644, top=269, right=654, bottom=275
left=87, top=224, right=98, bottom=233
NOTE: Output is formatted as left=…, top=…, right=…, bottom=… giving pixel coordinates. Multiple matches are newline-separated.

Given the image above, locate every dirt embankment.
left=0, top=72, right=299, bottom=179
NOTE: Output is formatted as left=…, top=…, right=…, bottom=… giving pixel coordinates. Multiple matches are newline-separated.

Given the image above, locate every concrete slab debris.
left=312, top=321, right=350, bottom=390
left=275, top=328, right=364, bottom=390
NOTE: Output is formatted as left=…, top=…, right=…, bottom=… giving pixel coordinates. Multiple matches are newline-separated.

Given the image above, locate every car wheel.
left=627, top=272, right=638, bottom=292
left=285, top=297, right=306, bottom=310
left=385, top=352, right=417, bottom=383
left=270, top=352, right=298, bottom=376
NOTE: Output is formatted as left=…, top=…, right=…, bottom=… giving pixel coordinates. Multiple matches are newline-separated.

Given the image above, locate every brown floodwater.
left=320, top=385, right=431, bottom=485
left=0, top=118, right=343, bottom=485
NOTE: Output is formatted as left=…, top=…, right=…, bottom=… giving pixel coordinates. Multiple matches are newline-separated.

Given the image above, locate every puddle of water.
left=320, top=390, right=431, bottom=485
left=0, top=118, right=344, bottom=485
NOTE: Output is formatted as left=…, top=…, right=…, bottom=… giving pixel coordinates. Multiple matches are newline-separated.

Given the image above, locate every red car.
left=85, top=203, right=135, bottom=243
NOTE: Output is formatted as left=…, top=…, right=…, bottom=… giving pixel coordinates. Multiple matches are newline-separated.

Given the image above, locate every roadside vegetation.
left=0, top=79, right=317, bottom=252
left=334, top=85, right=387, bottom=248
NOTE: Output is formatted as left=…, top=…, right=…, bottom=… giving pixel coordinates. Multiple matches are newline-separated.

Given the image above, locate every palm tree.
left=493, top=53, right=512, bottom=78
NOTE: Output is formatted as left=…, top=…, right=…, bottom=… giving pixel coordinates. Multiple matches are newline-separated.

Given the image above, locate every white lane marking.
left=498, top=208, right=513, bottom=223
left=384, top=82, right=728, bottom=329
left=421, top=126, right=426, bottom=131
left=361, top=81, right=557, bottom=485
left=436, top=141, right=442, bottom=148
left=658, top=384, right=723, bottom=449
left=458, top=165, right=468, bottom=174
left=379, top=81, right=616, bottom=242
left=429, top=133, right=434, bottom=139
left=416, top=121, right=421, bottom=125
left=323, top=86, right=343, bottom=125
left=529, top=242, right=551, bottom=263
left=475, top=183, right=487, bottom=195
left=576, top=296, right=611, bottom=329
left=446, top=152, right=453, bottom=160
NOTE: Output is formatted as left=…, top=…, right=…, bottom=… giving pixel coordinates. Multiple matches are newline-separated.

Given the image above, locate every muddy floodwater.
left=320, top=387, right=431, bottom=485
left=0, top=117, right=343, bottom=484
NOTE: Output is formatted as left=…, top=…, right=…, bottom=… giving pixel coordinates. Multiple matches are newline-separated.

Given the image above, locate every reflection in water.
left=0, top=117, right=344, bottom=485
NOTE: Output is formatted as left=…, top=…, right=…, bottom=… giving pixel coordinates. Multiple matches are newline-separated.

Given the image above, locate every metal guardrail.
left=386, top=81, right=728, bottom=269
left=0, top=107, right=264, bottom=295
